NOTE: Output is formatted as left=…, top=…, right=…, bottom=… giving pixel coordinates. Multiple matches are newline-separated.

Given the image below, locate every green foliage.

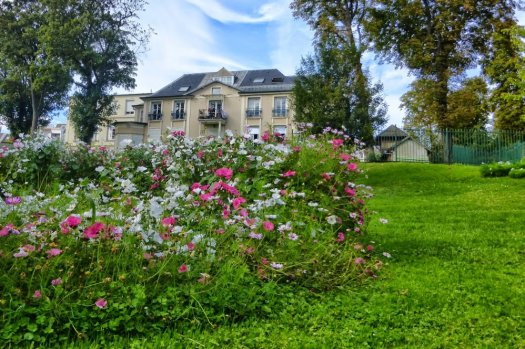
left=483, top=25, right=525, bottom=131
left=366, top=0, right=522, bottom=129
left=509, top=167, right=525, bottom=178
left=480, top=161, right=515, bottom=177
left=401, top=77, right=489, bottom=129
left=43, top=0, right=149, bottom=143
left=0, top=131, right=383, bottom=345
left=290, top=1, right=387, bottom=145
left=0, top=0, right=70, bottom=135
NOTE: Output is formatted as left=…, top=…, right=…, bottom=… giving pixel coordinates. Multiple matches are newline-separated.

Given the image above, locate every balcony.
left=246, top=108, right=262, bottom=117
left=272, top=108, right=289, bottom=117
left=198, top=109, right=228, bottom=124
left=171, top=111, right=186, bottom=120
left=148, top=112, right=162, bottom=121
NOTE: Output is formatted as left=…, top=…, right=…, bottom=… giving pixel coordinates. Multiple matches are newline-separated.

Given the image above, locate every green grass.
left=48, top=163, right=525, bottom=348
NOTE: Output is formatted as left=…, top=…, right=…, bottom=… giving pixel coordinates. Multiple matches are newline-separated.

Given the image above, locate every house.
left=64, top=93, right=151, bottom=147
left=376, top=125, right=430, bottom=162
left=41, top=124, right=67, bottom=141
left=65, top=67, right=295, bottom=147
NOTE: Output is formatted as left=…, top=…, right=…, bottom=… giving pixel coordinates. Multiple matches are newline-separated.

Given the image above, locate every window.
left=178, top=86, right=190, bottom=92
left=172, top=100, right=185, bottom=119
left=212, top=76, right=234, bottom=85
left=272, top=77, right=284, bottom=83
left=246, top=97, right=261, bottom=117
left=248, top=126, right=260, bottom=140
left=253, top=77, right=264, bottom=83
left=107, top=125, right=116, bottom=140
left=125, top=100, right=134, bottom=114
left=208, top=100, right=223, bottom=118
left=273, top=97, right=288, bottom=117
left=149, top=102, right=162, bottom=120
left=211, top=87, right=221, bottom=95
left=274, top=125, right=287, bottom=139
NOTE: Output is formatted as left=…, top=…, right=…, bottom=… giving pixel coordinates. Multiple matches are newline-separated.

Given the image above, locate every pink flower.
left=84, top=222, right=105, bottom=239
left=336, top=232, right=345, bottom=243
left=232, top=197, right=246, bottom=210
left=347, top=163, right=358, bottom=171
left=367, top=245, right=374, bottom=252
left=172, top=130, right=185, bottom=137
left=197, top=151, right=204, bottom=159
left=282, top=170, right=296, bottom=177
left=354, top=258, right=365, bottom=265
left=5, top=196, right=21, bottom=205
left=187, top=242, right=196, bottom=251
left=215, top=167, right=233, bottom=180
left=65, top=215, right=82, bottom=228
left=178, top=264, right=188, bottom=273
left=143, top=253, right=152, bottom=260
left=51, top=278, right=62, bottom=286
left=345, top=187, right=356, bottom=197
left=223, top=208, right=230, bottom=219
left=340, top=153, right=351, bottom=162
left=200, top=193, right=213, bottom=201
left=95, top=298, right=107, bottom=309
left=0, top=224, right=15, bottom=237
left=262, top=221, right=274, bottom=232
left=331, top=139, right=344, bottom=150
left=33, top=290, right=42, bottom=299
left=161, top=216, right=177, bottom=226
left=46, top=248, right=62, bottom=257
left=261, top=132, right=270, bottom=142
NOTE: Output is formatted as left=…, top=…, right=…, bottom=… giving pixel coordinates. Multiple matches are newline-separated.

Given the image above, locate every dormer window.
left=178, top=86, right=190, bottom=92
left=211, top=87, right=221, bottom=95
left=212, top=76, right=234, bottom=85
left=253, top=77, right=264, bottom=83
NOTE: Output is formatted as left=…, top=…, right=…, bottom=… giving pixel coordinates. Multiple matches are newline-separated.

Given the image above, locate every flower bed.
left=0, top=128, right=385, bottom=344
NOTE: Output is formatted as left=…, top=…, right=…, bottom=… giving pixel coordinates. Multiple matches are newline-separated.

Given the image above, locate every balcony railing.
left=246, top=108, right=262, bottom=117
left=198, top=109, right=227, bottom=120
left=148, top=112, right=162, bottom=121
left=171, top=111, right=186, bottom=120
left=272, top=108, right=289, bottom=117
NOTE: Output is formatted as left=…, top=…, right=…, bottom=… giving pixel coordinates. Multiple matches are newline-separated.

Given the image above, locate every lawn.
left=59, top=162, right=525, bottom=348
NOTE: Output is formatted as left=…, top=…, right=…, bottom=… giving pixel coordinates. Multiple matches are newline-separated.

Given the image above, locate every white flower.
left=383, top=252, right=392, bottom=258
left=95, top=166, right=105, bottom=172
left=326, top=215, right=338, bottom=225
left=379, top=218, right=389, bottom=224
left=137, top=166, right=147, bottom=172
left=270, top=262, right=283, bottom=269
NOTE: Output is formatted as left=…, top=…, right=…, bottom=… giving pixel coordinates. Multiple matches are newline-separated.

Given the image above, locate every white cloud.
left=183, top=0, right=287, bottom=24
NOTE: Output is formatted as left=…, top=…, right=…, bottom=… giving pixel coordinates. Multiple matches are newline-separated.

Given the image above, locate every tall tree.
left=366, top=0, right=523, bottom=128
left=401, top=77, right=489, bottom=129
left=44, top=0, right=149, bottom=143
left=290, top=0, right=387, bottom=144
left=293, top=37, right=387, bottom=144
left=0, top=0, right=70, bottom=135
left=483, top=25, right=525, bottom=130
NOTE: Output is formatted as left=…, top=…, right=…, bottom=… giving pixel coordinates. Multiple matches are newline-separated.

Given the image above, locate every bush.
left=509, top=167, right=525, bottom=179
left=0, top=129, right=385, bottom=345
left=480, top=161, right=515, bottom=177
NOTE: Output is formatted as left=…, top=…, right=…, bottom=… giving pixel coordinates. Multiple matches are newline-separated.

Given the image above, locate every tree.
left=44, top=0, right=149, bottom=143
left=366, top=0, right=523, bottom=129
left=293, top=37, right=387, bottom=144
left=401, top=77, right=489, bottom=129
left=0, top=0, right=70, bottom=135
left=290, top=0, right=387, bottom=145
left=483, top=25, right=525, bottom=130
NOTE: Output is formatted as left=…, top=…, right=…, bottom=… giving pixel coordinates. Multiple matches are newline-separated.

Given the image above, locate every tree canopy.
left=366, top=0, right=525, bottom=129
left=291, top=0, right=387, bottom=144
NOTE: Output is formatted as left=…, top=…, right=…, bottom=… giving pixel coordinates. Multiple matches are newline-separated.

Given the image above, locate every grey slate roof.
left=143, top=68, right=294, bottom=99
left=377, top=125, right=408, bottom=139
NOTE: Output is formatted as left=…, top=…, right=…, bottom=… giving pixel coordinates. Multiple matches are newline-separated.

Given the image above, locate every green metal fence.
left=375, top=127, right=525, bottom=165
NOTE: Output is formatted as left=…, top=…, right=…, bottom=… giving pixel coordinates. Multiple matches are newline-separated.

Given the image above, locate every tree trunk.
left=30, top=80, right=39, bottom=135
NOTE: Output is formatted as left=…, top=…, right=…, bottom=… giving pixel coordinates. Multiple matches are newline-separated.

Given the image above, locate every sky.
left=119, top=0, right=413, bottom=128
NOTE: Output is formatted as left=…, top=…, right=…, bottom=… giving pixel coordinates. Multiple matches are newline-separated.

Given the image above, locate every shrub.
left=0, top=129, right=385, bottom=344
left=480, top=161, right=515, bottom=177
left=509, top=167, right=525, bottom=179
